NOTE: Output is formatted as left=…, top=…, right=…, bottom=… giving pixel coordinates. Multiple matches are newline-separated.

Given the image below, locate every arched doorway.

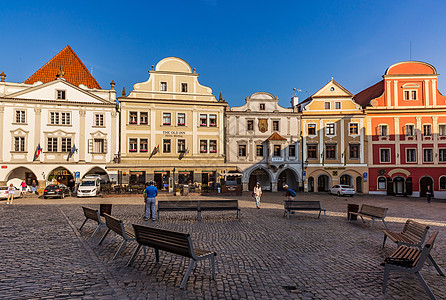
left=49, top=167, right=74, bottom=189
left=386, top=177, right=393, bottom=195
left=406, top=177, right=413, bottom=195
left=277, top=169, right=298, bottom=190
left=317, top=174, right=330, bottom=192
left=308, top=177, right=314, bottom=192
left=420, top=177, right=433, bottom=197
left=393, top=177, right=405, bottom=196
left=340, top=174, right=352, bottom=186
left=84, top=167, right=110, bottom=182
left=356, top=176, right=362, bottom=193
left=249, top=168, right=271, bottom=191
left=6, top=167, right=37, bottom=187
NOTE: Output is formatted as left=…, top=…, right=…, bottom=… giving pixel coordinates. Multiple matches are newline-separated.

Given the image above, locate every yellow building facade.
left=298, top=79, right=368, bottom=194
left=108, top=57, right=231, bottom=190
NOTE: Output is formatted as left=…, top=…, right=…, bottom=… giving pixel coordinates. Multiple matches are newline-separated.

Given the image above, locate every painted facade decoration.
left=111, top=57, right=233, bottom=190
left=354, top=61, right=446, bottom=198
left=226, top=92, right=301, bottom=192
left=298, top=79, right=368, bottom=194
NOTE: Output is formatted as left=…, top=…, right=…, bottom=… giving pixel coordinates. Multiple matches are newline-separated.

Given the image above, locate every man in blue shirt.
left=144, top=181, right=158, bottom=221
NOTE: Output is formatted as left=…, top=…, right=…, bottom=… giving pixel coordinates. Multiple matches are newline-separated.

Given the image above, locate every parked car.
left=329, top=185, right=355, bottom=196
left=0, top=186, right=22, bottom=199
left=43, top=184, right=71, bottom=199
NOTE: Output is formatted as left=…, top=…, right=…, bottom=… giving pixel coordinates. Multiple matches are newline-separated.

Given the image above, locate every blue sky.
left=1, top=0, right=446, bottom=107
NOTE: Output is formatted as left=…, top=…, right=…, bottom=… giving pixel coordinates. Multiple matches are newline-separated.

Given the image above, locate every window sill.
left=47, top=124, right=72, bottom=127
left=10, top=151, right=27, bottom=153
left=12, top=122, right=28, bottom=125
left=92, top=125, right=106, bottom=128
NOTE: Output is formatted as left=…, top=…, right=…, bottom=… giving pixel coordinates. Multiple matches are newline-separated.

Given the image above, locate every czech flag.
left=67, top=144, right=77, bottom=161
left=33, top=144, right=42, bottom=161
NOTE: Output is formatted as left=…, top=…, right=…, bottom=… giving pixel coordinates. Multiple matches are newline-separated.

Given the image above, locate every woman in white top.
left=253, top=182, right=262, bottom=209
left=7, top=183, right=15, bottom=204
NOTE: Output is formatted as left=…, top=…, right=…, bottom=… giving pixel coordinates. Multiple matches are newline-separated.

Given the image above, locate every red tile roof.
left=353, top=80, right=384, bottom=108
left=267, top=132, right=287, bottom=141
left=24, top=45, right=101, bottom=89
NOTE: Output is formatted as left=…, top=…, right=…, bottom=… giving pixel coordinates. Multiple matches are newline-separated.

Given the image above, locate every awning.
left=219, top=173, right=243, bottom=177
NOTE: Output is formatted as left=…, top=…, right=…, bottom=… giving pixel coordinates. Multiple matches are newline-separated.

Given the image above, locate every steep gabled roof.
left=353, top=80, right=384, bottom=108
left=24, top=45, right=101, bottom=89
left=267, top=132, right=287, bottom=141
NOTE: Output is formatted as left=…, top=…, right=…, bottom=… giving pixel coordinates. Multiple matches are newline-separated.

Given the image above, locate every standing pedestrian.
left=426, top=185, right=433, bottom=204
left=7, top=183, right=15, bottom=204
left=21, top=180, right=27, bottom=193
left=32, top=180, right=37, bottom=194
left=144, top=181, right=158, bottom=221
left=253, top=182, right=262, bottom=209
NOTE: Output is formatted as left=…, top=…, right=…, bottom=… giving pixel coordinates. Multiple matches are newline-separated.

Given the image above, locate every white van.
left=77, top=175, right=101, bottom=197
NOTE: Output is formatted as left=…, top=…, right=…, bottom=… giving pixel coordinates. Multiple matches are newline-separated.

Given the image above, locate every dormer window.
left=160, top=82, right=167, bottom=91
left=57, top=90, right=66, bottom=100
left=402, top=83, right=419, bottom=100
left=324, top=102, right=330, bottom=109
left=259, top=104, right=265, bottom=110
left=335, top=102, right=341, bottom=109
left=181, top=83, right=188, bottom=92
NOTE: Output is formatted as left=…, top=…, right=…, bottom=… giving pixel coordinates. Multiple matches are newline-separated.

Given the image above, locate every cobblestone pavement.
left=0, top=192, right=445, bottom=299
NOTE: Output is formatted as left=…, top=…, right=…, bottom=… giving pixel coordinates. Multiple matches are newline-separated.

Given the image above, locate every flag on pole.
left=67, top=144, right=77, bottom=161
left=33, top=144, right=42, bottom=161
left=179, top=148, right=189, bottom=160
left=149, top=145, right=159, bottom=159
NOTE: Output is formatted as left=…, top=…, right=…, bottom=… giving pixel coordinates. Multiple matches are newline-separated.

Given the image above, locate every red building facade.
left=354, top=61, right=446, bottom=198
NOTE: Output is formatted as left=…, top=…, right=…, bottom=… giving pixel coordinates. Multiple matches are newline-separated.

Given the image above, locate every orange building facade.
left=355, top=61, right=446, bottom=198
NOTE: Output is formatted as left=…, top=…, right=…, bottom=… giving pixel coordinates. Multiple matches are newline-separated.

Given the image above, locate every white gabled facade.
left=0, top=78, right=117, bottom=189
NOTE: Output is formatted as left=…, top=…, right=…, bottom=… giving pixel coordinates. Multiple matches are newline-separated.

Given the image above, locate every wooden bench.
left=157, top=200, right=240, bottom=221
left=98, top=213, right=136, bottom=260
left=349, top=204, right=389, bottom=230
left=283, top=200, right=326, bottom=219
left=382, top=231, right=440, bottom=300
left=128, top=224, right=216, bottom=289
left=79, top=206, right=106, bottom=238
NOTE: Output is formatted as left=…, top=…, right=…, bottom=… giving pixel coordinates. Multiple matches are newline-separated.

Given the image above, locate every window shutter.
left=88, top=139, right=93, bottom=153
left=104, top=139, right=108, bottom=154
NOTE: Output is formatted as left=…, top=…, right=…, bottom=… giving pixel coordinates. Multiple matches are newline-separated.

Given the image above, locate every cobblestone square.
left=0, top=192, right=444, bottom=299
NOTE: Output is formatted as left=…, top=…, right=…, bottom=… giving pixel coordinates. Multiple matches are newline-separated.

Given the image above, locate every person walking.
left=426, top=185, right=433, bottom=204
left=21, top=180, right=27, bottom=193
left=6, top=183, right=15, bottom=204
left=253, top=182, right=262, bottom=209
left=31, top=180, right=37, bottom=194
left=144, top=181, right=158, bottom=221
left=283, top=184, right=296, bottom=200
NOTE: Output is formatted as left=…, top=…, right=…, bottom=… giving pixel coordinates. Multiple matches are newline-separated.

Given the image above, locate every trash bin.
left=100, top=204, right=112, bottom=216
left=347, top=203, right=359, bottom=220
left=182, top=185, right=189, bottom=196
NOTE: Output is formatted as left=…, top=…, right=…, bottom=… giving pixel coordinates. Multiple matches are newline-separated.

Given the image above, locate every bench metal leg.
left=382, top=266, right=390, bottom=294
left=113, top=239, right=127, bottom=260
left=382, top=220, right=389, bottom=231
left=323, top=211, right=326, bottom=220
left=415, top=272, right=437, bottom=300
left=79, top=218, right=88, bottom=231
left=127, top=244, right=142, bottom=266
left=91, top=224, right=102, bottom=238
left=317, top=211, right=321, bottom=219
left=98, top=228, right=111, bottom=245
left=382, top=234, right=388, bottom=249
left=209, top=255, right=216, bottom=280
left=428, top=254, right=445, bottom=276
left=180, top=259, right=196, bottom=289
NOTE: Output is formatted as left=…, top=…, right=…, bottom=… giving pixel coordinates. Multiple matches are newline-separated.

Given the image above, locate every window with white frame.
left=56, top=90, right=66, bottom=100
left=325, top=144, right=336, bottom=159
left=439, top=125, right=446, bottom=136
left=379, top=125, right=388, bottom=137
left=200, top=114, right=207, bottom=126
left=163, top=139, right=171, bottom=153
left=289, top=145, right=296, bottom=157
left=259, top=104, right=265, bottom=110
left=209, top=114, right=217, bottom=126
left=326, top=123, right=335, bottom=135
left=406, top=148, right=416, bottom=162
left=61, top=112, right=70, bottom=125
left=200, top=140, right=208, bottom=153
left=181, top=83, right=188, bottom=92
left=47, top=137, right=58, bottom=152
left=209, top=140, right=217, bottom=153
left=308, top=124, right=316, bottom=135
left=439, top=149, right=446, bottom=162
left=307, top=144, right=317, bottom=159
left=14, top=136, right=25, bottom=152
left=349, top=123, right=359, bottom=135
left=160, top=82, right=167, bottom=91
left=405, top=124, right=415, bottom=136
left=272, top=120, right=280, bottom=131
left=324, top=102, right=330, bottom=110
left=163, top=113, right=171, bottom=125
left=247, top=120, right=254, bottom=131
left=273, top=145, right=281, bottom=157
left=238, top=145, right=247, bottom=157
left=95, top=114, right=104, bottom=126
left=140, top=139, right=148, bottom=152
left=15, top=110, right=26, bottom=123
left=91, top=138, right=106, bottom=153
left=423, top=124, right=432, bottom=137
left=403, top=89, right=417, bottom=100
left=377, top=177, right=386, bottom=190
left=178, top=139, right=186, bottom=153
left=61, top=138, right=72, bottom=152
left=129, top=112, right=138, bottom=124
left=177, top=113, right=185, bottom=126
left=256, top=144, right=263, bottom=157
left=50, top=112, right=71, bottom=125
left=440, top=176, right=446, bottom=189
left=335, top=102, right=341, bottom=109
left=423, top=149, right=433, bottom=162
left=349, top=144, right=360, bottom=159
left=129, top=138, right=137, bottom=152
left=140, top=112, right=148, bottom=125
left=380, top=148, right=390, bottom=162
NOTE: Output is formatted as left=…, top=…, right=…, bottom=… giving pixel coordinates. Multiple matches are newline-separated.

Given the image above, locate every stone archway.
left=48, top=167, right=74, bottom=189
left=6, top=166, right=38, bottom=188
left=420, top=176, right=433, bottom=197
left=248, top=168, right=271, bottom=191
left=83, top=167, right=110, bottom=182
left=317, top=174, right=330, bottom=192
left=277, top=168, right=298, bottom=191
left=340, top=174, right=353, bottom=187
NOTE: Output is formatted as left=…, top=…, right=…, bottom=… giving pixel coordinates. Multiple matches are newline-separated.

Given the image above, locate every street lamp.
left=304, top=159, right=309, bottom=169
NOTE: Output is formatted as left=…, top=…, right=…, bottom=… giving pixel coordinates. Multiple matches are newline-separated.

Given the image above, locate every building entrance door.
left=317, top=175, right=330, bottom=192
left=393, top=177, right=405, bottom=196
left=420, top=177, right=433, bottom=197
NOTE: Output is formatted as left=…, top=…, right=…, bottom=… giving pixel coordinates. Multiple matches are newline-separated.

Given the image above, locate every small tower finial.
left=219, top=91, right=223, bottom=101
left=193, top=68, right=196, bottom=73
left=151, top=65, right=154, bottom=71
left=56, top=65, right=65, bottom=79
left=121, top=86, right=126, bottom=97
left=110, top=80, right=115, bottom=90
left=0, top=71, right=5, bottom=82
